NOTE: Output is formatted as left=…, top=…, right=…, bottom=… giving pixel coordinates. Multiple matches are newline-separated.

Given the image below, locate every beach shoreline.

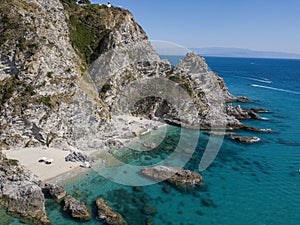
left=4, top=147, right=91, bottom=182
left=4, top=115, right=166, bottom=184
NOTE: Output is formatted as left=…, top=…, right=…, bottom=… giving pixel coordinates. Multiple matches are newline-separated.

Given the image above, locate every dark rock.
left=242, top=125, right=274, bottom=133
left=141, top=195, right=151, bottom=203
left=96, top=198, right=127, bottom=225
left=162, top=185, right=172, bottom=194
left=142, top=205, right=158, bottom=216
left=63, top=195, right=91, bottom=221
left=201, top=199, right=216, bottom=207
left=65, top=152, right=91, bottom=163
left=132, top=186, right=144, bottom=192
left=195, top=210, right=204, bottom=216
left=232, top=96, right=254, bottom=103
left=248, top=111, right=260, bottom=119
left=145, top=216, right=155, bottom=225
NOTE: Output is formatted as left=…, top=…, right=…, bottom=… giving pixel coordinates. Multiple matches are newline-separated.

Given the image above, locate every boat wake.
left=250, top=84, right=300, bottom=95
left=243, top=77, right=272, bottom=84
left=231, top=75, right=272, bottom=84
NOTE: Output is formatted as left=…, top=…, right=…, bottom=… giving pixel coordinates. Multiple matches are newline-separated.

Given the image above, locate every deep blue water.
left=4, top=57, right=300, bottom=225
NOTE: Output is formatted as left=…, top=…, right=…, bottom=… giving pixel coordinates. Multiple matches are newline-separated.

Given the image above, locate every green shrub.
left=60, top=0, right=110, bottom=66
left=46, top=72, right=53, bottom=78
left=8, top=159, right=19, bottom=166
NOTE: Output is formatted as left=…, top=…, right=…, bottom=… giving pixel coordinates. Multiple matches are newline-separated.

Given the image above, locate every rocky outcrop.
left=226, top=105, right=261, bottom=120
left=65, top=151, right=91, bottom=163
left=0, top=152, right=50, bottom=224
left=230, top=135, right=260, bottom=144
left=108, top=52, right=243, bottom=130
left=140, top=166, right=204, bottom=190
left=63, top=195, right=91, bottom=221
left=96, top=198, right=127, bottom=225
left=43, top=183, right=67, bottom=202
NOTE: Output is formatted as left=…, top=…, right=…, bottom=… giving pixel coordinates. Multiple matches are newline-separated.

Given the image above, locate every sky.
left=91, top=0, right=300, bottom=54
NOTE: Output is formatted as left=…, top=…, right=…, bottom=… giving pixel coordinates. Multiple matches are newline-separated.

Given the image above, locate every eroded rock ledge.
left=141, top=166, right=204, bottom=191
left=63, top=195, right=91, bottom=221
left=96, top=198, right=127, bottom=225
left=43, top=183, right=91, bottom=221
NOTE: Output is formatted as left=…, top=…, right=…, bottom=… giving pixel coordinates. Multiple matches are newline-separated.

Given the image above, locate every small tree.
left=78, top=0, right=91, bottom=4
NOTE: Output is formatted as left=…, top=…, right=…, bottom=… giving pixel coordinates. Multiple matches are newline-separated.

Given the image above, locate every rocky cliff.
left=0, top=152, right=50, bottom=224
left=0, top=0, right=244, bottom=152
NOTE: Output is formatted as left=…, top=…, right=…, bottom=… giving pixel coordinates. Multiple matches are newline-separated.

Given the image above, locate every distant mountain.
left=190, top=47, right=300, bottom=59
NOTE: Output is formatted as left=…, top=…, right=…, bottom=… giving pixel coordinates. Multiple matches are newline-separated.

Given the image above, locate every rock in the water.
left=250, top=108, right=270, bottom=113
left=230, top=135, right=260, bottom=144
left=63, top=195, right=91, bottom=221
left=201, top=199, right=217, bottom=207
left=140, top=166, right=204, bottom=190
left=43, top=183, right=67, bottom=201
left=226, top=104, right=261, bottom=120
left=145, top=216, right=155, bottom=225
left=96, top=198, right=127, bottom=225
left=142, top=205, right=158, bottom=216
left=132, top=186, right=144, bottom=192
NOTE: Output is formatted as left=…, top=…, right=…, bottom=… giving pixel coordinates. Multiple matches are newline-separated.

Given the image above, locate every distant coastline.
left=190, top=47, right=300, bottom=60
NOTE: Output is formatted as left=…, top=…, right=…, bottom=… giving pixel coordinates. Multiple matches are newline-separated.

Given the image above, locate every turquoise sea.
left=4, top=57, right=300, bottom=225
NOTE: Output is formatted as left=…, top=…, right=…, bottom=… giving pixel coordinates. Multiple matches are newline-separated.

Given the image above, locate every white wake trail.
left=250, top=84, right=300, bottom=95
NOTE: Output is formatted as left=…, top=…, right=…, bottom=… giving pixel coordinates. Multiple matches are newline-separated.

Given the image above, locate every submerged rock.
left=63, top=195, right=91, bottom=221
left=201, top=199, right=217, bottom=208
left=96, top=198, right=127, bottom=225
left=140, top=166, right=204, bottom=190
left=142, top=205, right=158, bottom=216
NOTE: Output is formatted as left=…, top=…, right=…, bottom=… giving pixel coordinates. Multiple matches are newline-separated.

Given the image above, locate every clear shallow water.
left=5, top=57, right=300, bottom=225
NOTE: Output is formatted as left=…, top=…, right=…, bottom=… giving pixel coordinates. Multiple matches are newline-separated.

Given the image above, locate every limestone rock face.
left=0, top=152, right=50, bottom=224
left=96, top=198, right=127, bottom=225
left=0, top=0, right=109, bottom=150
left=63, top=195, right=91, bottom=221
left=0, top=0, right=247, bottom=151
left=124, top=52, right=241, bottom=129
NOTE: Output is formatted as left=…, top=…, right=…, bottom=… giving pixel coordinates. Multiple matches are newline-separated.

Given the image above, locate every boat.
left=80, top=161, right=91, bottom=168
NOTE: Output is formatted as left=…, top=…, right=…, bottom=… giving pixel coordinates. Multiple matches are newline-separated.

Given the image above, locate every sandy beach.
left=4, top=116, right=166, bottom=183
left=5, top=147, right=88, bottom=181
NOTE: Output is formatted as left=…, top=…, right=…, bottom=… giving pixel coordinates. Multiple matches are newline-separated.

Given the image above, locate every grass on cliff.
left=0, top=78, right=35, bottom=111
left=0, top=0, right=37, bottom=57
left=60, top=0, right=120, bottom=66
